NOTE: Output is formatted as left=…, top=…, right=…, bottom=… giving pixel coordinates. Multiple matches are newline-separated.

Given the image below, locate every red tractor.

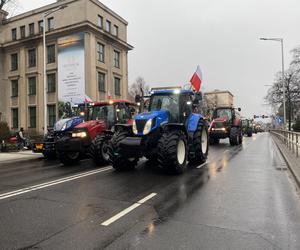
left=56, top=100, right=135, bottom=165
left=208, top=107, right=243, bottom=146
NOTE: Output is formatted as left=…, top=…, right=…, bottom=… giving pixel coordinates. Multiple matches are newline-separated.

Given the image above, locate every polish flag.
left=84, top=95, right=93, bottom=103
left=190, top=66, right=203, bottom=92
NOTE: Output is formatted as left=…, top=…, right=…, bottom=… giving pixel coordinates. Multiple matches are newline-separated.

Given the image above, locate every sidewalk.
left=272, top=134, right=300, bottom=188
left=0, top=150, right=43, bottom=164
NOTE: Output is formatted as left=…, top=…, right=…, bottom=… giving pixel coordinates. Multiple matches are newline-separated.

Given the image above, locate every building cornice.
left=4, top=0, right=128, bottom=26
left=2, top=21, right=133, bottom=51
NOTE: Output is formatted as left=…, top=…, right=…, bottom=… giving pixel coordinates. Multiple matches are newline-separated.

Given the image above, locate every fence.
left=271, top=130, right=300, bottom=158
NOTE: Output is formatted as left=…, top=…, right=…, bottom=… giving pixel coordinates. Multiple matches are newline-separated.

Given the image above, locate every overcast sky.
left=16, top=0, right=300, bottom=118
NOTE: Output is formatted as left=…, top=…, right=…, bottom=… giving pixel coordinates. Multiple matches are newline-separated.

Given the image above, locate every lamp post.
left=42, top=5, right=67, bottom=135
left=260, top=37, right=286, bottom=129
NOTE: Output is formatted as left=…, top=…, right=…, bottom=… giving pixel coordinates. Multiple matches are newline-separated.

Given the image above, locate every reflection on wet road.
left=0, top=133, right=300, bottom=249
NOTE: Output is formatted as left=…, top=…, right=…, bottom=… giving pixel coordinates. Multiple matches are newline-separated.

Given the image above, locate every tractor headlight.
left=143, top=119, right=152, bottom=135
left=132, top=120, right=138, bottom=135
left=72, top=131, right=87, bottom=138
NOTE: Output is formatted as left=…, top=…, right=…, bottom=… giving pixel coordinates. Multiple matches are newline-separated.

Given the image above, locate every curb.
left=271, top=134, right=300, bottom=188
left=0, top=156, right=43, bottom=166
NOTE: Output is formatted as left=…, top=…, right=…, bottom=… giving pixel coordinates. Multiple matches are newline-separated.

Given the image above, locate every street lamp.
left=260, top=37, right=286, bottom=128
left=43, top=5, right=67, bottom=135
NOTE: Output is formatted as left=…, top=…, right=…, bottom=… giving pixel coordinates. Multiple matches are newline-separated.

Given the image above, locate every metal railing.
left=271, top=130, right=300, bottom=158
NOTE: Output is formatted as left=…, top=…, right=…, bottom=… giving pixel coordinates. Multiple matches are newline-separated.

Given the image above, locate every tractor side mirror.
left=238, top=108, right=241, bottom=112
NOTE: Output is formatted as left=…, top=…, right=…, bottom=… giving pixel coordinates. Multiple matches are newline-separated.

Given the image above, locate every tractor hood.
left=54, top=117, right=83, bottom=132
left=75, top=120, right=107, bottom=131
left=135, top=110, right=169, bottom=124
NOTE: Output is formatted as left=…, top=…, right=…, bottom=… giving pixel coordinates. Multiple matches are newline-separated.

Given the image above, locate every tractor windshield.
left=149, top=94, right=180, bottom=122
left=91, top=105, right=115, bottom=127
left=213, top=108, right=232, bottom=120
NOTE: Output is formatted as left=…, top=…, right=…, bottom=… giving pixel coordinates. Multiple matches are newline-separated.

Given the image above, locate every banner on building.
left=58, top=32, right=85, bottom=117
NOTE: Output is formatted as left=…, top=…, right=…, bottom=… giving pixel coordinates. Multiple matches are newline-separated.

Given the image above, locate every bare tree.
left=129, top=76, right=149, bottom=98
left=0, top=0, right=20, bottom=16
left=291, top=46, right=300, bottom=67
left=265, top=67, right=300, bottom=130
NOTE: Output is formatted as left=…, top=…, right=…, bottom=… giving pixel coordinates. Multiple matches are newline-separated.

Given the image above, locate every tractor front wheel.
left=108, top=130, right=138, bottom=171
left=90, top=135, right=110, bottom=166
left=229, top=127, right=239, bottom=146
left=189, top=124, right=209, bottom=165
left=158, top=130, right=187, bottom=174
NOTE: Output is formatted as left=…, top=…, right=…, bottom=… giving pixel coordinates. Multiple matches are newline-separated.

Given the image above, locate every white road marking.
left=197, top=162, right=209, bottom=169
left=0, top=167, right=112, bottom=200
left=101, top=192, right=157, bottom=226
left=223, top=150, right=230, bottom=153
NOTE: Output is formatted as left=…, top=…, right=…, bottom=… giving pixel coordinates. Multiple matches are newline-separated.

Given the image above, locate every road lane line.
left=101, top=192, right=157, bottom=226
left=0, top=167, right=112, bottom=200
left=197, top=162, right=209, bottom=169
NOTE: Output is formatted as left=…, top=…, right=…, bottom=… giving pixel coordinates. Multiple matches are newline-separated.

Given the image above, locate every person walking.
left=17, top=127, right=26, bottom=150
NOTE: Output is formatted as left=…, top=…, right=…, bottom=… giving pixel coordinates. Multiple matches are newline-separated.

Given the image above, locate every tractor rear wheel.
left=58, top=151, right=80, bottom=165
left=108, top=130, right=138, bottom=171
left=158, top=130, right=187, bottom=174
left=189, top=124, right=209, bottom=165
left=90, top=134, right=110, bottom=166
left=229, top=127, right=239, bottom=146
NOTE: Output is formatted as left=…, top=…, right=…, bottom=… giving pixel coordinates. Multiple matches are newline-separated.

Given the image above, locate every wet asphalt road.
left=0, top=133, right=300, bottom=250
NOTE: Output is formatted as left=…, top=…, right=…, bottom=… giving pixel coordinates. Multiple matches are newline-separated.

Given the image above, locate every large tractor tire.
left=239, top=128, right=243, bottom=144
left=42, top=151, right=56, bottom=160
left=90, top=134, right=110, bottom=166
left=58, top=151, right=80, bottom=166
left=189, top=124, right=209, bottom=165
left=157, top=130, right=187, bottom=174
left=108, top=130, right=138, bottom=171
left=229, top=127, right=239, bottom=146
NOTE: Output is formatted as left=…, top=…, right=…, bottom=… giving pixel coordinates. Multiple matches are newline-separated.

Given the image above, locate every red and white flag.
left=84, top=95, right=93, bottom=103
left=190, top=66, right=203, bottom=92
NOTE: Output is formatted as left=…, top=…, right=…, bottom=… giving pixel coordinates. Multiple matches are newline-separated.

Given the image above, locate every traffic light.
left=262, top=115, right=265, bottom=119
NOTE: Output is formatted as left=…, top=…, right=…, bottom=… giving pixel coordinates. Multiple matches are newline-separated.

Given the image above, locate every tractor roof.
left=93, top=100, right=134, bottom=106
left=151, top=89, right=194, bottom=95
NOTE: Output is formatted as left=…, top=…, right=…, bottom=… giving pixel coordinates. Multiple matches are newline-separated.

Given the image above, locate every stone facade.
left=0, top=0, right=133, bottom=133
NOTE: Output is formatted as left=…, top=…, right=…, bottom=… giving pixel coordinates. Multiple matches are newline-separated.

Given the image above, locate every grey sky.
left=17, top=0, right=300, bottom=118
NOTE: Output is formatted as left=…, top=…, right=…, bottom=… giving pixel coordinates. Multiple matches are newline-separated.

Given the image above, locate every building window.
left=20, top=26, right=25, bottom=38
left=113, top=25, right=119, bottom=37
left=28, top=77, right=36, bottom=95
left=28, top=107, right=36, bottom=128
left=38, top=20, right=43, bottom=33
left=29, top=23, right=34, bottom=36
left=47, top=73, right=56, bottom=93
left=28, top=49, right=36, bottom=67
left=48, top=17, right=54, bottom=31
left=114, top=77, right=121, bottom=96
left=48, top=105, right=56, bottom=127
left=11, top=28, right=17, bottom=41
left=114, top=50, right=120, bottom=68
left=11, top=80, right=18, bottom=97
left=98, top=15, right=103, bottom=28
left=97, top=43, right=105, bottom=62
left=47, top=44, right=55, bottom=64
left=11, top=53, right=18, bottom=71
left=106, top=20, right=111, bottom=33
left=98, top=72, right=105, bottom=92
left=12, top=108, right=19, bottom=129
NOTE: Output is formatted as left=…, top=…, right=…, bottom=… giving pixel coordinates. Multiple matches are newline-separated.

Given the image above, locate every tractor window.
left=150, top=95, right=180, bottom=122
left=214, top=109, right=232, bottom=120
left=116, top=103, right=131, bottom=123
left=91, top=105, right=115, bottom=127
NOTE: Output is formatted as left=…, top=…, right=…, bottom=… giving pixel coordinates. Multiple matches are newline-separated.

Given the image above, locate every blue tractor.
left=108, top=88, right=209, bottom=174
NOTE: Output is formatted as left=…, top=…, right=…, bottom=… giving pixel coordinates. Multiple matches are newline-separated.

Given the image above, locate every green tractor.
left=241, top=118, right=253, bottom=137
left=108, top=88, right=209, bottom=174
